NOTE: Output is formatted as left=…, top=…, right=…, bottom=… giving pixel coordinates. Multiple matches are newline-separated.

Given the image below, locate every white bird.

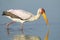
left=2, top=8, right=48, bottom=34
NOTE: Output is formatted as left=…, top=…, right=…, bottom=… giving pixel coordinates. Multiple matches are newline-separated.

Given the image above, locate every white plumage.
left=7, top=9, right=33, bottom=20
left=6, top=9, right=40, bottom=23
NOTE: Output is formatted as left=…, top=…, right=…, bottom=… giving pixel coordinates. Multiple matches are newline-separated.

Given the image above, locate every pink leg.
left=20, top=23, right=24, bottom=34
left=6, top=21, right=16, bottom=35
left=6, top=21, right=16, bottom=27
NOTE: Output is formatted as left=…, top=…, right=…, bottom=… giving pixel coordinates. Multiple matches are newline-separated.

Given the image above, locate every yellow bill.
left=42, top=12, right=48, bottom=25
left=44, top=30, right=50, bottom=40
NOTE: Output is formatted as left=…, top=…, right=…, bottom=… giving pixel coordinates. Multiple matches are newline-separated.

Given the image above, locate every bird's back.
left=8, top=9, right=33, bottom=20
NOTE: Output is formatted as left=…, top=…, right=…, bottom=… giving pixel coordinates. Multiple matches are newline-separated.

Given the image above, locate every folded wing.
left=8, top=9, right=33, bottom=20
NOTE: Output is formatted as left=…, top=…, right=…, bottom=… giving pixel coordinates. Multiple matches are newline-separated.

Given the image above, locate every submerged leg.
left=6, top=21, right=16, bottom=35
left=20, top=23, right=24, bottom=34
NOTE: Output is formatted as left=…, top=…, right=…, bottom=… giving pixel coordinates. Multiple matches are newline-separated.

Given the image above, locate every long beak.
left=42, top=12, right=48, bottom=25
left=44, top=29, right=50, bottom=40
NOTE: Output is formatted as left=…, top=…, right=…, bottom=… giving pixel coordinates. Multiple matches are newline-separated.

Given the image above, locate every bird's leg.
left=20, top=23, right=24, bottom=34
left=6, top=21, right=16, bottom=29
left=6, top=21, right=16, bottom=35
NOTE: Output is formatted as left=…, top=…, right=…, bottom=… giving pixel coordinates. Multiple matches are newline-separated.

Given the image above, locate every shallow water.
left=0, top=22, right=60, bottom=40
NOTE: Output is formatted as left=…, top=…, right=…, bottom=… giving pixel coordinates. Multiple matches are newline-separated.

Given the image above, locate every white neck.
left=27, top=9, right=41, bottom=22
left=34, top=10, right=41, bottom=20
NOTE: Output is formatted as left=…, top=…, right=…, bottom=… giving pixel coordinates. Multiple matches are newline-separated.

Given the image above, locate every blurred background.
left=0, top=0, right=60, bottom=40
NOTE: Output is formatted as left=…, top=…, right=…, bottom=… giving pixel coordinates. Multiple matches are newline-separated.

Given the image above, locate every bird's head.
left=39, top=8, right=49, bottom=25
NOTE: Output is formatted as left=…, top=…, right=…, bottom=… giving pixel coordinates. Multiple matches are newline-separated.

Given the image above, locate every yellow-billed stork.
left=2, top=8, right=48, bottom=34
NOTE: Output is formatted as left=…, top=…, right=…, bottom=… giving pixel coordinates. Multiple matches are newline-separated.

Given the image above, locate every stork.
left=2, top=8, right=48, bottom=34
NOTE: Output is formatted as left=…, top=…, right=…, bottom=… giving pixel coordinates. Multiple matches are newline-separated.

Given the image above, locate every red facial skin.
left=40, top=8, right=45, bottom=14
